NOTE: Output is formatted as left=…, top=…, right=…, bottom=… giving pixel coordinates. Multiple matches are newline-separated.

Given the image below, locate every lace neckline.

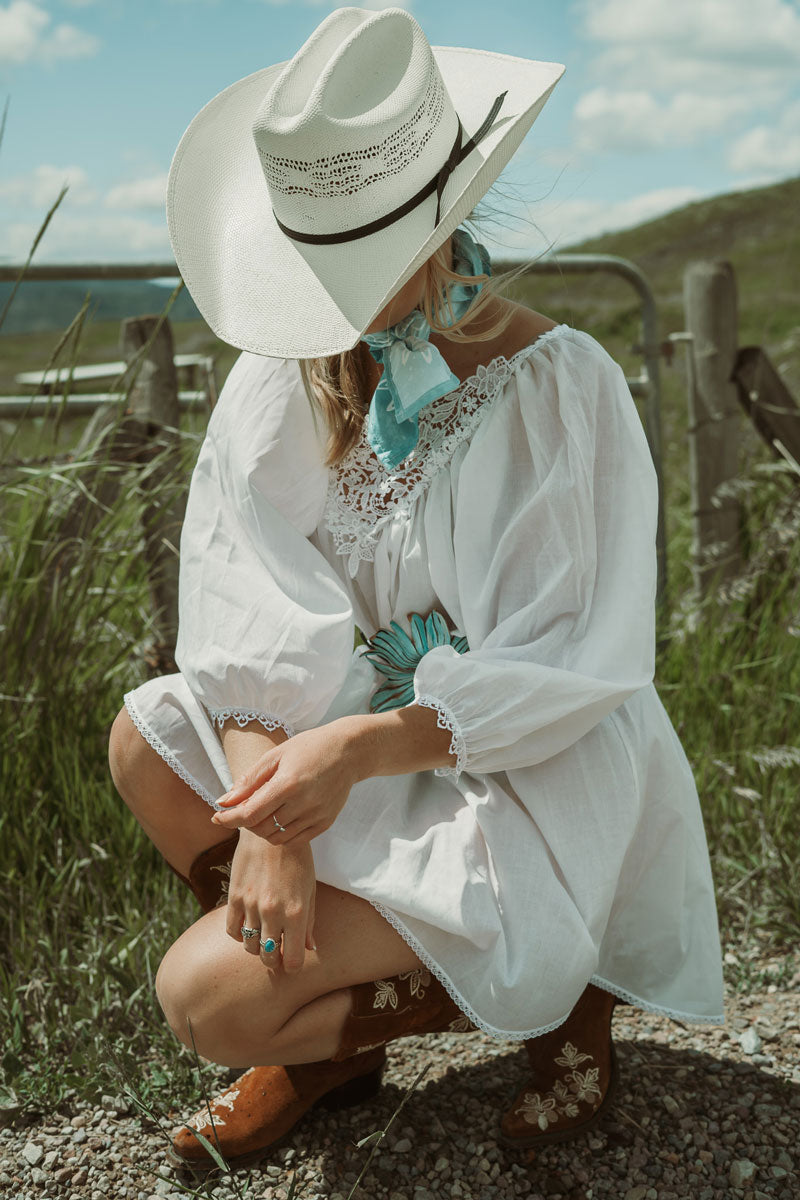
left=322, top=323, right=573, bottom=577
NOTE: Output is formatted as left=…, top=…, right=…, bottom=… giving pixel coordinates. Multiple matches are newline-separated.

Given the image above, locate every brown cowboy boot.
left=168, top=970, right=477, bottom=1172
left=167, top=1046, right=387, bottom=1172
left=499, top=983, right=618, bottom=1148
left=168, top=840, right=477, bottom=1172
left=168, top=968, right=478, bottom=1172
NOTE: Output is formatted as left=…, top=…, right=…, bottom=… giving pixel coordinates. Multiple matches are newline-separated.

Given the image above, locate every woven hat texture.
left=166, top=6, right=564, bottom=358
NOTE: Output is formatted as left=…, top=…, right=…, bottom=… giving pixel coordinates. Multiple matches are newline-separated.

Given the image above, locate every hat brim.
left=166, top=47, right=564, bottom=359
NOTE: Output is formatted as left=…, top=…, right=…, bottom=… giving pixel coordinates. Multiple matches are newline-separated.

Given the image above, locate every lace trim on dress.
left=369, top=898, right=726, bottom=1039
left=414, top=694, right=467, bottom=780
left=207, top=709, right=296, bottom=739
left=324, top=324, right=572, bottom=577
left=590, top=976, right=725, bottom=1026
left=123, top=692, right=218, bottom=810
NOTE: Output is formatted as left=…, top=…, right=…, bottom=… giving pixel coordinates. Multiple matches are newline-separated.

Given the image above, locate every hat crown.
left=251, top=6, right=458, bottom=238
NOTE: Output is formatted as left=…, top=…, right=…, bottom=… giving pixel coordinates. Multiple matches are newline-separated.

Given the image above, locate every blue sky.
left=1, top=0, right=799, bottom=269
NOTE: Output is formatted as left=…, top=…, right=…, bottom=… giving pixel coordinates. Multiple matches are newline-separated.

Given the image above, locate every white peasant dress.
left=124, top=325, right=725, bottom=1040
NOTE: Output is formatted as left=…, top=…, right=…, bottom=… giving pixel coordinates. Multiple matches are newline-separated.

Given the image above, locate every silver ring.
left=272, top=814, right=287, bottom=833
left=241, top=926, right=260, bottom=941
left=260, top=936, right=278, bottom=953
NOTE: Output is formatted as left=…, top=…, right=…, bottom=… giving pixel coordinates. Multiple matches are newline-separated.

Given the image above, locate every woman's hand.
left=211, top=719, right=364, bottom=846
left=226, top=828, right=316, bottom=973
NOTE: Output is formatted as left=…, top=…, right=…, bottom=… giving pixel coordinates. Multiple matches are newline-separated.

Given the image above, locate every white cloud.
left=728, top=100, right=800, bottom=175
left=0, top=164, right=96, bottom=207
left=105, top=174, right=169, bottom=211
left=164, top=0, right=408, bottom=6
left=574, top=88, right=750, bottom=152
left=0, top=0, right=99, bottom=65
left=574, top=0, right=800, bottom=167
left=4, top=212, right=171, bottom=262
left=581, top=0, right=800, bottom=86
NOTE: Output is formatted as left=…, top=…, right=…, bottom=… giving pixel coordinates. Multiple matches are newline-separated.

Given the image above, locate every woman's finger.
left=251, top=810, right=307, bottom=846
left=212, top=785, right=283, bottom=826
left=241, top=906, right=263, bottom=955
left=305, top=892, right=317, bottom=953
left=258, top=922, right=283, bottom=969
left=281, top=917, right=306, bottom=975
left=225, top=899, right=246, bottom=943
left=218, top=754, right=281, bottom=807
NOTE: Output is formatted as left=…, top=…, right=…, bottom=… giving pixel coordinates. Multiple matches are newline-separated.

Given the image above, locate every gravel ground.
left=2, top=964, right=799, bottom=1200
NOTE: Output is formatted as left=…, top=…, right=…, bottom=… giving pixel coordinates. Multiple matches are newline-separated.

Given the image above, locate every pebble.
left=730, top=1159, right=757, bottom=1186
left=740, top=1027, right=763, bottom=1054
left=22, top=1140, right=44, bottom=1166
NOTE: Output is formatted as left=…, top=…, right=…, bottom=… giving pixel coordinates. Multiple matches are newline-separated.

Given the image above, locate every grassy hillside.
left=0, top=277, right=203, bottom=336
left=510, top=174, right=800, bottom=365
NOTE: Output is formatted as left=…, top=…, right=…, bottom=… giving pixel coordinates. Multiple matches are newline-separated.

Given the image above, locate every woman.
left=109, top=5, right=724, bottom=1171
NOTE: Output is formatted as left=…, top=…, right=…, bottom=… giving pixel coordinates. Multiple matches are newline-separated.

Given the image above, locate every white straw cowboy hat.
left=166, top=6, right=564, bottom=359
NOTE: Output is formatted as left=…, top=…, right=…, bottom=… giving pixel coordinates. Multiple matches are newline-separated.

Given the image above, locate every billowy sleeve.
left=174, top=352, right=354, bottom=736
left=412, top=329, right=658, bottom=778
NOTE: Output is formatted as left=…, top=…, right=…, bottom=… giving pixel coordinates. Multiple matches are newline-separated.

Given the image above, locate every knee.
left=155, top=935, right=206, bottom=1053
left=155, top=922, right=287, bottom=1067
left=108, top=706, right=155, bottom=802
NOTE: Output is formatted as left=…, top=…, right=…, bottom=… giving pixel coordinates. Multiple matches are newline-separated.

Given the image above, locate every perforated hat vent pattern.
left=258, top=65, right=445, bottom=199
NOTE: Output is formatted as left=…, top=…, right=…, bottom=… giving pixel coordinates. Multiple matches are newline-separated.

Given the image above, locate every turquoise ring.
left=260, top=937, right=277, bottom=953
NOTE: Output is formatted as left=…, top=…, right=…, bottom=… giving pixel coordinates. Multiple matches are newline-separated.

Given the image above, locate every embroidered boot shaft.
left=186, top=833, right=240, bottom=912
left=331, top=967, right=478, bottom=1062
left=499, top=983, right=618, bottom=1148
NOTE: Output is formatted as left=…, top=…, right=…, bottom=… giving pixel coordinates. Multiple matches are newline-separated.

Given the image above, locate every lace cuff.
left=413, top=695, right=468, bottom=781
left=207, top=708, right=295, bottom=739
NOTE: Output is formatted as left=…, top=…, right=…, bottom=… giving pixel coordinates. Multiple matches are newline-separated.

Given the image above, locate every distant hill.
left=505, top=174, right=800, bottom=361
left=0, top=277, right=202, bottom=335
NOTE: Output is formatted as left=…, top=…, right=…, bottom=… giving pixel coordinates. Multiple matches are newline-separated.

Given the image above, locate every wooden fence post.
left=120, top=315, right=186, bottom=672
left=683, top=262, right=742, bottom=600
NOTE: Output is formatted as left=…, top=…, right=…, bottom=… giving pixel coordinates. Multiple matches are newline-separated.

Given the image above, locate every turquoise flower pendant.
left=363, top=610, right=469, bottom=713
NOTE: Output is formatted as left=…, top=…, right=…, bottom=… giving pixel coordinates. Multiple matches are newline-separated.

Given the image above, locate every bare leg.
left=108, top=706, right=231, bottom=877
left=156, top=883, right=423, bottom=1068
left=111, top=706, right=427, bottom=1065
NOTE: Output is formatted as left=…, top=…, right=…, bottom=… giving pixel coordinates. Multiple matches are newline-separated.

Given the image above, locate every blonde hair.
left=299, top=223, right=518, bottom=467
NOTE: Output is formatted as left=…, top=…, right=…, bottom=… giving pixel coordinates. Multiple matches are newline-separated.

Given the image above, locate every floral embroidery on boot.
left=332, top=970, right=478, bottom=1061
left=514, top=1041, right=602, bottom=1132
left=210, top=859, right=232, bottom=908
left=372, top=979, right=399, bottom=1010
left=398, top=967, right=431, bottom=998
left=499, top=985, right=618, bottom=1148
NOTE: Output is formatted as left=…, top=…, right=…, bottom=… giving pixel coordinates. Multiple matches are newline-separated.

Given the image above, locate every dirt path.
left=2, top=968, right=799, bottom=1200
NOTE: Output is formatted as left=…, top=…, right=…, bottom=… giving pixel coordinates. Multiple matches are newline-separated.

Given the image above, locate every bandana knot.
left=361, top=228, right=491, bottom=471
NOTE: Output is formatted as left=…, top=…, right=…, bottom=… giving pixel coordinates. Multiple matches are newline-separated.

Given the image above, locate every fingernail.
left=311, top=940, right=317, bottom=951
left=211, top=814, right=221, bottom=823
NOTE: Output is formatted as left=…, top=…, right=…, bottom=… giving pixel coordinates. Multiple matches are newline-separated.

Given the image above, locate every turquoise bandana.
left=361, top=228, right=492, bottom=471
